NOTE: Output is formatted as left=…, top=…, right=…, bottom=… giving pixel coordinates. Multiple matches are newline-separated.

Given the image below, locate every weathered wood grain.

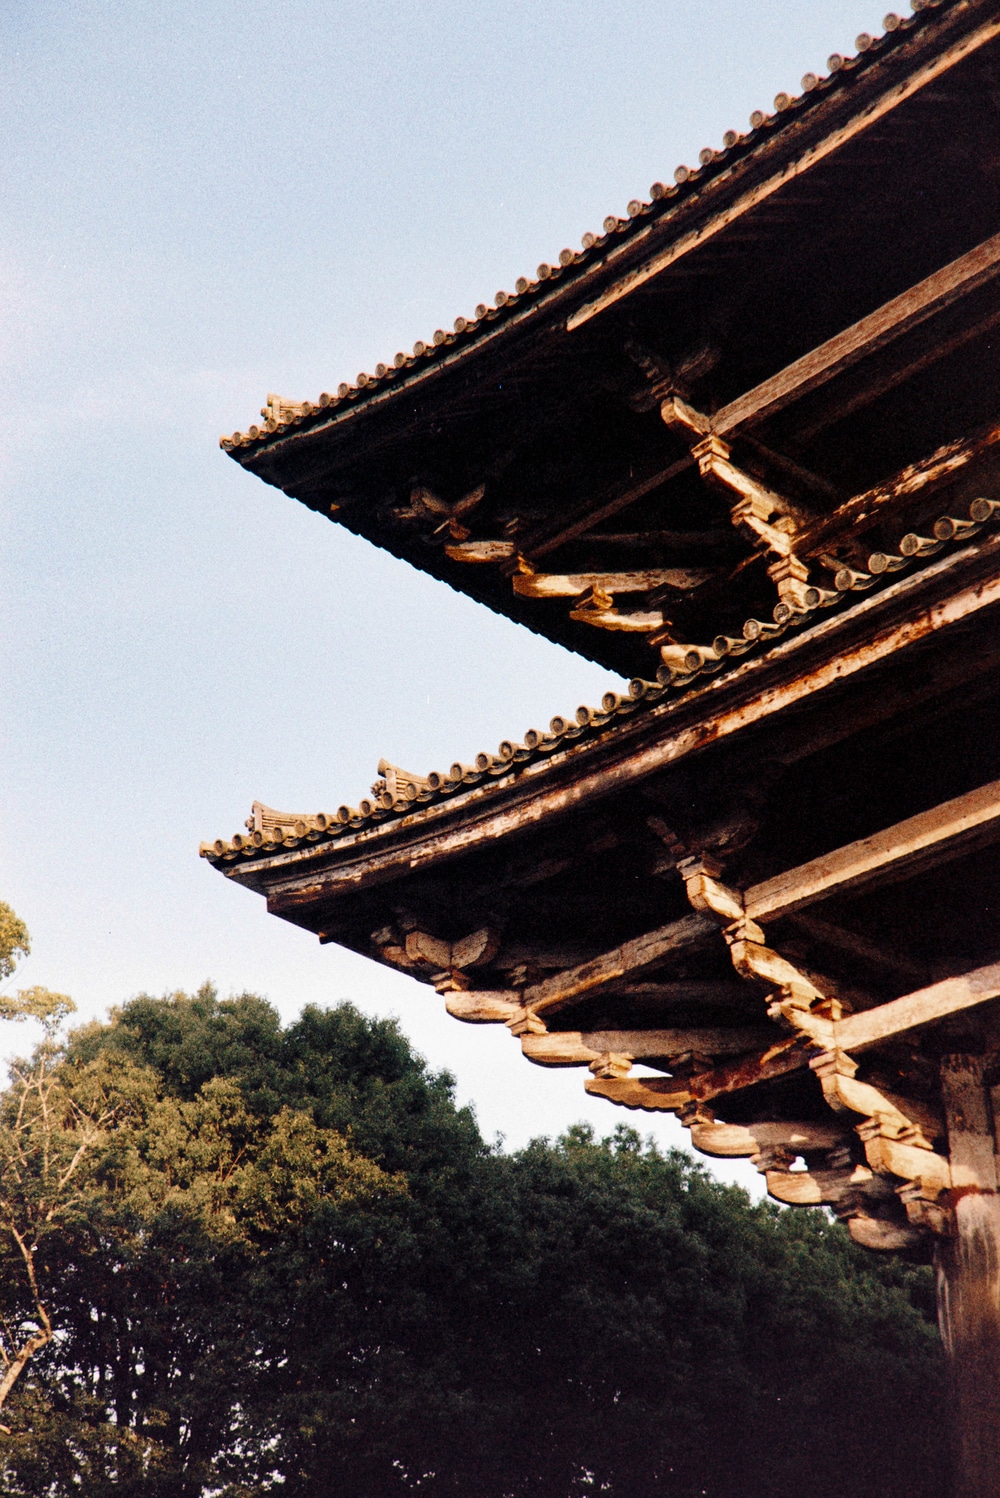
left=513, top=568, right=708, bottom=599
left=746, top=778, right=1000, bottom=922
left=524, top=912, right=716, bottom=1015
left=835, top=963, right=1000, bottom=1054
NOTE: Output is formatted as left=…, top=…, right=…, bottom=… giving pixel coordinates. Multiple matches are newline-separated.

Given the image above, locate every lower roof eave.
left=215, top=533, right=1000, bottom=908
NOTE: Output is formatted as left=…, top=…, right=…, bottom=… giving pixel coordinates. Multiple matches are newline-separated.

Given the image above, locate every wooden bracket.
left=809, top=1050, right=943, bottom=1150
left=688, top=1117, right=849, bottom=1159
left=692, top=434, right=807, bottom=559
left=444, top=991, right=523, bottom=1023
left=505, top=1009, right=547, bottom=1037
left=588, top=1051, right=634, bottom=1079
left=403, top=926, right=500, bottom=973
left=445, top=539, right=517, bottom=563
left=569, top=602, right=668, bottom=632
left=847, top=1217, right=927, bottom=1252
left=659, top=394, right=713, bottom=439
left=678, top=859, right=744, bottom=924
left=897, top=1181, right=954, bottom=1237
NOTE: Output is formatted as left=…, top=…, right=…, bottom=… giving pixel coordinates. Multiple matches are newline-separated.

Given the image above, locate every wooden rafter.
left=711, top=228, right=1000, bottom=437
left=524, top=912, right=717, bottom=1016
left=745, top=776, right=1000, bottom=923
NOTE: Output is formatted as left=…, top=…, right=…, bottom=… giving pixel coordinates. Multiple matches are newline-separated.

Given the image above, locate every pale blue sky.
left=2, top=0, right=882, bottom=1178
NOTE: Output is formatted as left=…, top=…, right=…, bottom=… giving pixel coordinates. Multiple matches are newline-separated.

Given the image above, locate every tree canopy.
left=0, top=986, right=948, bottom=1497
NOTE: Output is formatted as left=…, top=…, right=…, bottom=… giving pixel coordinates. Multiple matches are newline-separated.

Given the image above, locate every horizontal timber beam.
left=689, top=1118, right=848, bottom=1157
left=589, top=959, right=1000, bottom=1111
left=753, top=959, right=1000, bottom=1077
left=834, top=961, right=1000, bottom=1053
left=798, top=415, right=1000, bottom=557
left=520, top=1025, right=776, bottom=1066
left=745, top=776, right=1000, bottom=923
left=580, top=1025, right=773, bottom=1058
left=586, top=1039, right=809, bottom=1111
left=712, top=228, right=1000, bottom=437
left=513, top=568, right=708, bottom=599
left=524, top=455, right=692, bottom=560
left=524, top=912, right=717, bottom=1016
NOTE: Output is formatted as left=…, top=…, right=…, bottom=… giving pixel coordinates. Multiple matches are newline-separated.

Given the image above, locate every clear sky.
left=2, top=0, right=883, bottom=1185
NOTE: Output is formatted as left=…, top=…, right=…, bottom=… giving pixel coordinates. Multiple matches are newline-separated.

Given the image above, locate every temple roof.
left=216, top=0, right=1000, bottom=677
left=202, top=0, right=1000, bottom=1262
left=220, top=4, right=964, bottom=453
left=201, top=491, right=1000, bottom=865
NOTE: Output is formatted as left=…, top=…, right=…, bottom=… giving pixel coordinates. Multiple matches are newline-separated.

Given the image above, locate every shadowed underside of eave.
left=214, top=0, right=1000, bottom=676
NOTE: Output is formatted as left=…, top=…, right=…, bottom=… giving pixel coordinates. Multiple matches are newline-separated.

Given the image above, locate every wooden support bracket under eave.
left=512, top=567, right=710, bottom=598
left=584, top=958, right=1000, bottom=1114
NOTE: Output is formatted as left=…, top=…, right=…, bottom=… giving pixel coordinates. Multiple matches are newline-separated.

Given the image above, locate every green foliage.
left=0, top=904, right=29, bottom=982
left=0, top=986, right=75, bottom=1033
left=0, top=988, right=949, bottom=1497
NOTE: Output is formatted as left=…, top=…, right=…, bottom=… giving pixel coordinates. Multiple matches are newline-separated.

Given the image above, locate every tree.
left=0, top=904, right=29, bottom=982
left=0, top=988, right=950, bottom=1497
left=0, top=908, right=117, bottom=1426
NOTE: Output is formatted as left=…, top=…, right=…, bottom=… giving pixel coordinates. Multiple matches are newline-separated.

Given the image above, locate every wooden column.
left=937, top=1055, right=1000, bottom=1497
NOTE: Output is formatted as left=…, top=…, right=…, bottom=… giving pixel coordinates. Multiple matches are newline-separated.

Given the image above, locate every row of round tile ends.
left=203, top=490, right=995, bottom=862
left=220, top=3, right=945, bottom=451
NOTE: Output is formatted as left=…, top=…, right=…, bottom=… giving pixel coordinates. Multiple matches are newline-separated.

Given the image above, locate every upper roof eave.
left=221, top=0, right=992, bottom=468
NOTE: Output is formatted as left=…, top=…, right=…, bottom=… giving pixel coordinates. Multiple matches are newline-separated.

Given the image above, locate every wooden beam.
left=520, top=1025, right=775, bottom=1066
left=745, top=777, right=1000, bottom=923
left=524, top=912, right=717, bottom=1016
left=445, top=540, right=517, bottom=563
left=784, top=912, right=926, bottom=986
left=585, top=1076, right=691, bottom=1111
left=763, top=1165, right=899, bottom=1210
left=580, top=1026, right=773, bottom=1058
left=586, top=1038, right=810, bottom=1111
left=789, top=298, right=1000, bottom=451
left=589, top=958, right=1000, bottom=1113
left=523, top=455, right=693, bottom=560
left=689, top=1118, right=848, bottom=1158
left=613, top=980, right=754, bottom=1004
left=514, top=568, right=709, bottom=599
left=798, top=415, right=1000, bottom=558
left=712, top=229, right=1000, bottom=437
left=444, top=991, right=522, bottom=1022
left=568, top=604, right=667, bottom=632
left=834, top=962, right=1000, bottom=1053
left=567, top=528, right=736, bottom=550
left=566, top=12, right=1000, bottom=329
left=686, top=1040, right=810, bottom=1100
